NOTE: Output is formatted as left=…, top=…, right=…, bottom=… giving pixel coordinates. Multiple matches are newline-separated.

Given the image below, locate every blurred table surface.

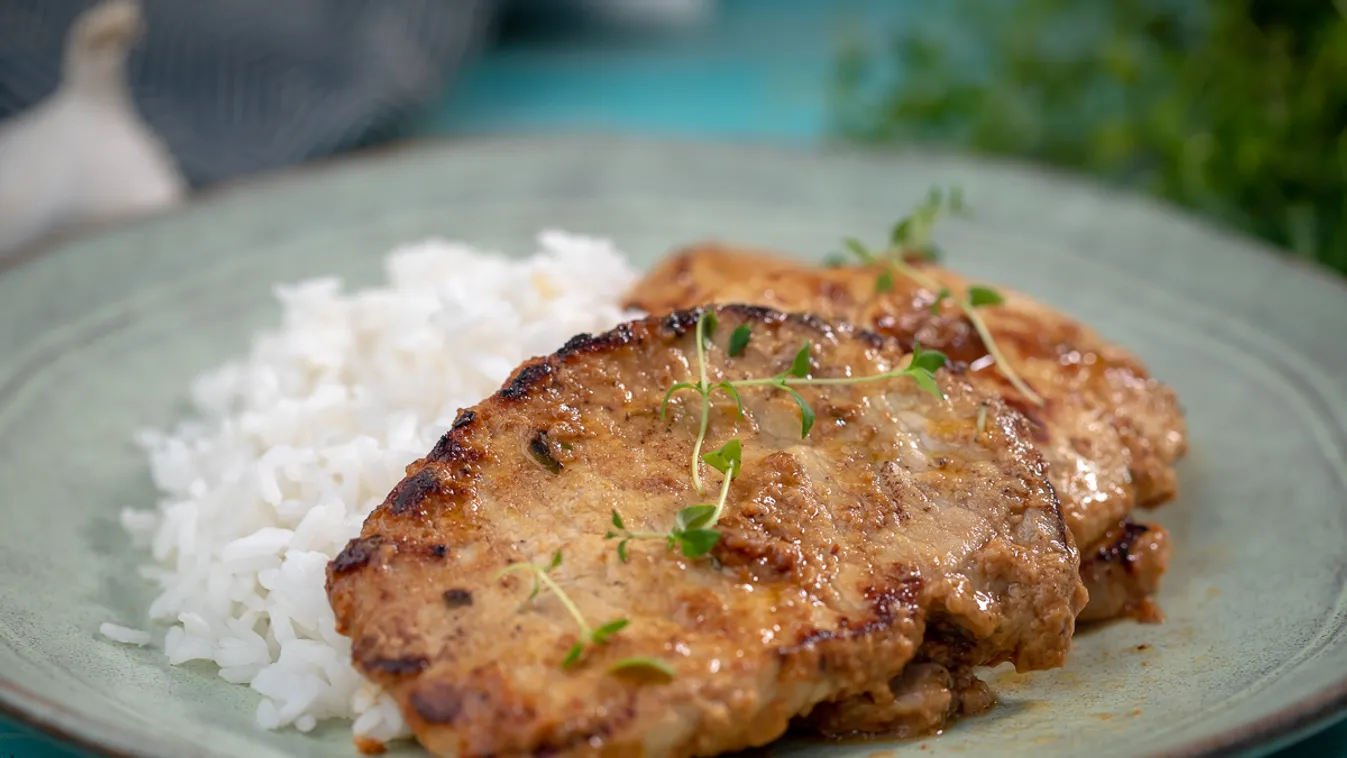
left=3, top=0, right=1346, bottom=755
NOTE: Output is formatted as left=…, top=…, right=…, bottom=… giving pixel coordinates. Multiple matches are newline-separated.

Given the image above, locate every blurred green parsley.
left=831, top=0, right=1347, bottom=274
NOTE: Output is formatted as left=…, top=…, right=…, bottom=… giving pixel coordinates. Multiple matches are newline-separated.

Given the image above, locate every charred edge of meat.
left=780, top=619, right=900, bottom=661
left=794, top=310, right=835, bottom=336
left=863, top=574, right=925, bottom=622
left=410, top=670, right=534, bottom=726
left=410, top=680, right=467, bottom=725
left=365, top=655, right=430, bottom=677
left=556, top=322, right=637, bottom=358
left=720, top=303, right=888, bottom=351
left=501, top=361, right=556, bottom=402
left=531, top=721, right=629, bottom=757
left=1094, top=520, right=1151, bottom=573
left=410, top=678, right=625, bottom=756
left=427, top=427, right=483, bottom=464
left=660, top=307, right=706, bottom=336
left=777, top=573, right=924, bottom=659
left=352, top=634, right=429, bottom=677
left=528, top=430, right=563, bottom=474
left=442, top=588, right=473, bottom=608
left=435, top=305, right=937, bottom=467
left=390, top=467, right=442, bottom=515
left=914, top=618, right=981, bottom=669
left=331, top=535, right=384, bottom=575
left=520, top=305, right=915, bottom=406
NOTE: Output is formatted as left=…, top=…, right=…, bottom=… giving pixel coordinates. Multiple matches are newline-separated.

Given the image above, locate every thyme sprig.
left=495, top=550, right=629, bottom=669
left=727, top=340, right=950, bottom=434
left=607, top=438, right=740, bottom=560
left=615, top=312, right=950, bottom=564
left=844, top=189, right=1044, bottom=406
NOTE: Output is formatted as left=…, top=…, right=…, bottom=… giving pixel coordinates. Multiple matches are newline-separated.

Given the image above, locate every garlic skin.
left=0, top=0, right=186, bottom=256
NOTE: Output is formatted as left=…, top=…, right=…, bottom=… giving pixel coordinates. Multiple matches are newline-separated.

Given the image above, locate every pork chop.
left=623, top=244, right=1187, bottom=623
left=327, top=305, right=1086, bottom=757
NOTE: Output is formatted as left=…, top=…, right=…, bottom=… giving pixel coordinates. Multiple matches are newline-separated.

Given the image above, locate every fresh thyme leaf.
left=499, top=551, right=629, bottom=670
left=676, top=528, right=722, bottom=558
left=967, top=285, right=1005, bottom=308
left=783, top=386, right=816, bottom=438
left=843, top=237, right=876, bottom=263
left=930, top=286, right=952, bottom=313
left=660, top=382, right=702, bottom=420
left=909, top=369, right=943, bottom=399
left=675, top=504, right=718, bottom=532
left=617, top=539, right=630, bottom=562
left=962, top=298, right=1043, bottom=406
left=591, top=618, right=629, bottom=644
left=787, top=341, right=812, bottom=378
left=711, top=382, right=744, bottom=419
left=891, top=217, right=913, bottom=245
left=701, top=311, right=719, bottom=348
left=875, top=269, right=895, bottom=293
left=701, top=438, right=742, bottom=476
left=909, top=344, right=949, bottom=374
left=611, top=510, right=625, bottom=530
left=562, top=642, right=585, bottom=669
left=608, top=657, right=676, bottom=679
left=729, top=324, right=752, bottom=357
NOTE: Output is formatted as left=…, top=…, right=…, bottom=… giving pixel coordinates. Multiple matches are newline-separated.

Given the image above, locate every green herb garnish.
left=635, top=313, right=949, bottom=565
left=846, top=193, right=1045, bottom=406
left=967, top=285, right=1006, bottom=308
left=608, top=656, right=677, bottom=678
left=495, top=550, right=629, bottom=669
left=726, top=339, right=949, bottom=437
left=588, top=311, right=956, bottom=676
left=875, top=269, right=896, bottom=293
left=729, top=323, right=752, bottom=357
left=608, top=438, right=739, bottom=560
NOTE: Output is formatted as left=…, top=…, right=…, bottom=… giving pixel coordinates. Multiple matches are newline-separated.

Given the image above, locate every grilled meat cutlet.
left=623, top=244, right=1187, bottom=623
left=327, top=305, right=1086, bottom=757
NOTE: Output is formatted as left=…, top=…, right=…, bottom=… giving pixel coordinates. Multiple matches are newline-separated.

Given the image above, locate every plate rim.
left=2, top=134, right=1346, bottom=758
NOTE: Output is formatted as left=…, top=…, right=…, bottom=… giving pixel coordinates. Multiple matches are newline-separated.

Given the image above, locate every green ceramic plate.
left=2, top=136, right=1346, bottom=758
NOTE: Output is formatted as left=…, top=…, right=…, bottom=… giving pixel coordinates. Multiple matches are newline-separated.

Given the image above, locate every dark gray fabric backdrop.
left=0, top=0, right=500, bottom=187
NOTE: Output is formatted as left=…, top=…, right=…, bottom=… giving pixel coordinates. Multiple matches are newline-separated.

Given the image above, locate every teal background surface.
left=3, top=0, right=1345, bottom=755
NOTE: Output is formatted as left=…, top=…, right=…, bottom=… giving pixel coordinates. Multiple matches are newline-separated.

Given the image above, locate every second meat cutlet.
left=623, top=244, right=1187, bottom=624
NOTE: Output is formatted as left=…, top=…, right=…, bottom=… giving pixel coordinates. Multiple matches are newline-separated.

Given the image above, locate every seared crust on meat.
left=799, top=661, right=995, bottom=739
left=327, top=305, right=1085, bottom=758
left=1077, top=519, right=1172, bottom=624
left=624, top=243, right=1188, bottom=618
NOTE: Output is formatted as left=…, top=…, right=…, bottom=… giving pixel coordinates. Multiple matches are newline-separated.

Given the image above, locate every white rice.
left=98, top=622, right=152, bottom=646
left=116, top=230, right=641, bottom=746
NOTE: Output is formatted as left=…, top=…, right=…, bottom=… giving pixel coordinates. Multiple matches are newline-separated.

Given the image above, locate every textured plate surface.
left=2, top=136, right=1346, bottom=758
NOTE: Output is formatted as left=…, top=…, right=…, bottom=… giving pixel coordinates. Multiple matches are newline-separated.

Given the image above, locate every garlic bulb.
left=0, top=0, right=186, bottom=256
